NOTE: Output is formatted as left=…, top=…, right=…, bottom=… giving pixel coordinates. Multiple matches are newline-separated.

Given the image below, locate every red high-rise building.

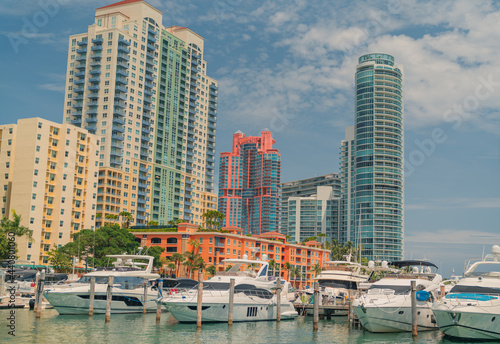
left=218, top=130, right=280, bottom=235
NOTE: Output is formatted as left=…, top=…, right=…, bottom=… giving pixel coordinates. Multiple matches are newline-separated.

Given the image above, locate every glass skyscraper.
left=341, top=53, right=404, bottom=262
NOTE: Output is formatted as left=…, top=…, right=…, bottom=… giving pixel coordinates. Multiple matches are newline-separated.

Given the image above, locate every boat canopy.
left=390, top=260, right=438, bottom=269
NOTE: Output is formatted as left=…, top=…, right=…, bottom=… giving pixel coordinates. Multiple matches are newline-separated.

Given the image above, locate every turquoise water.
left=1, top=309, right=460, bottom=343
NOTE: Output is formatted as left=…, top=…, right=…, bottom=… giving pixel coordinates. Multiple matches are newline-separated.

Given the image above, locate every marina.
left=1, top=308, right=458, bottom=344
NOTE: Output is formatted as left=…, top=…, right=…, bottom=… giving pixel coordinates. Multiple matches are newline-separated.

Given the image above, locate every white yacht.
left=44, top=254, right=160, bottom=314
left=161, top=255, right=298, bottom=323
left=352, top=260, right=442, bottom=332
left=432, top=245, right=500, bottom=340
left=316, top=259, right=369, bottom=302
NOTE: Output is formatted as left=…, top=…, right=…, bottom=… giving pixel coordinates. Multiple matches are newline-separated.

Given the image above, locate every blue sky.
left=1, top=0, right=499, bottom=277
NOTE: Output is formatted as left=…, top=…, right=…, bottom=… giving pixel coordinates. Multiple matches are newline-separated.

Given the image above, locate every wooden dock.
left=293, top=303, right=361, bottom=327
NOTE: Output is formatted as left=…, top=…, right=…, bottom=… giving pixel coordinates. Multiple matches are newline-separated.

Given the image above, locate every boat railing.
left=162, top=286, right=276, bottom=302
left=215, top=271, right=256, bottom=278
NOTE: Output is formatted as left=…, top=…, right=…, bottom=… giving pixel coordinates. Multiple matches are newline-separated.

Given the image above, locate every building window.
left=166, top=238, right=177, bottom=244
left=151, top=238, right=161, bottom=244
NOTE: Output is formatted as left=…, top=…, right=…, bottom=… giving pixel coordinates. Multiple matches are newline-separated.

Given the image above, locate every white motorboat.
left=161, top=255, right=298, bottom=323
left=432, top=245, right=500, bottom=340
left=44, top=254, right=160, bottom=315
left=316, top=259, right=369, bottom=303
left=352, top=260, right=442, bottom=332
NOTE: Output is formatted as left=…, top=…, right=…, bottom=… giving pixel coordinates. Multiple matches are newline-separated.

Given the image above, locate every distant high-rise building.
left=62, top=0, right=217, bottom=227
left=340, top=53, right=404, bottom=261
left=0, top=118, right=99, bottom=265
left=280, top=173, right=341, bottom=243
left=219, top=130, right=280, bottom=235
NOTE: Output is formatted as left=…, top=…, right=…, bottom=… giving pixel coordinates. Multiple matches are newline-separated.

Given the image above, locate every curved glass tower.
left=348, top=53, right=404, bottom=261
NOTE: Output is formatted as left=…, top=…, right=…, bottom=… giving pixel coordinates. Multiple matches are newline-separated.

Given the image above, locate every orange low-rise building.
left=132, top=223, right=330, bottom=288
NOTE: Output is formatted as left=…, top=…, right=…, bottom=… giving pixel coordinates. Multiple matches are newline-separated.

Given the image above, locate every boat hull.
left=45, top=289, right=159, bottom=315
left=353, top=304, right=437, bottom=333
left=433, top=306, right=500, bottom=340
left=163, top=299, right=297, bottom=323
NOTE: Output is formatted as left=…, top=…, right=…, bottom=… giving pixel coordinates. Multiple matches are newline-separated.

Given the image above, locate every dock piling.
left=313, top=281, right=319, bottom=331
left=105, top=276, right=114, bottom=323
left=36, top=270, right=45, bottom=318
left=196, top=271, right=203, bottom=328
left=411, top=280, right=417, bottom=338
left=228, top=278, right=235, bottom=325
left=33, top=272, right=40, bottom=313
left=143, top=280, right=148, bottom=314
left=89, top=277, right=95, bottom=316
left=156, top=279, right=163, bottom=323
left=276, top=278, right=281, bottom=322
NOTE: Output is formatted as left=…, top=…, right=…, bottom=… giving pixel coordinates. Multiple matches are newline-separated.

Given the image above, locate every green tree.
left=284, top=262, right=292, bottom=281
left=201, top=210, right=225, bottom=230
left=170, top=252, right=185, bottom=277
left=47, top=246, right=72, bottom=272
left=147, top=220, right=158, bottom=226
left=119, top=211, right=133, bottom=229
left=268, top=259, right=277, bottom=276
left=0, top=210, right=33, bottom=260
left=146, top=245, right=165, bottom=269
left=311, top=263, right=322, bottom=276
left=206, top=265, right=216, bottom=277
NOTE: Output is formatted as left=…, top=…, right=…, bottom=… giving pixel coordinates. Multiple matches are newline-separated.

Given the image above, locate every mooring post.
left=276, top=278, right=281, bottom=322
left=196, top=271, right=203, bottom=328
left=105, top=276, right=114, bottom=323
left=228, top=278, right=235, bottom=325
left=33, top=272, right=40, bottom=313
left=89, top=276, right=95, bottom=316
left=156, top=279, right=163, bottom=323
left=411, top=280, right=417, bottom=338
left=313, top=281, right=319, bottom=331
left=440, top=284, right=445, bottom=300
left=143, top=280, right=148, bottom=314
left=36, top=270, right=45, bottom=318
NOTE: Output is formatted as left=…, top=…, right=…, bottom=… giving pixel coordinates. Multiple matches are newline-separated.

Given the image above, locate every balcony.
left=209, top=84, right=217, bottom=90
left=113, top=108, right=126, bottom=116
left=72, top=102, right=83, bottom=110
left=73, top=87, right=84, bottom=93
left=147, top=27, right=157, bottom=35
left=145, top=58, right=154, bottom=66
left=116, top=77, right=128, bottom=85
left=90, top=61, right=101, bottom=67
left=88, top=77, right=100, bottom=83
left=144, top=89, right=152, bottom=97
left=144, top=73, right=153, bottom=82
left=88, top=92, right=99, bottom=99
left=75, top=63, right=86, bottom=69
left=73, top=94, right=84, bottom=101
left=192, top=52, right=200, bottom=60
left=92, top=37, right=103, bottom=44
left=71, top=119, right=82, bottom=125
left=91, top=45, right=102, bottom=51
left=208, top=123, right=216, bottom=130
left=74, top=79, right=85, bottom=85
left=76, top=55, right=86, bottom=62
left=90, top=53, right=102, bottom=59
left=143, top=96, right=152, bottom=104
left=147, top=35, right=156, bottom=43
left=88, top=85, right=100, bottom=91
left=114, top=101, right=126, bottom=108
left=72, top=111, right=82, bottom=117
left=191, top=59, right=198, bottom=66
left=144, top=81, right=153, bottom=89
left=117, top=53, right=129, bottom=61
left=117, top=45, right=130, bottom=54
left=191, top=67, right=199, bottom=74
left=110, top=149, right=123, bottom=157
left=112, top=117, right=125, bottom=125
left=146, top=51, right=155, bottom=60
left=115, top=85, right=127, bottom=93
left=112, top=126, right=125, bottom=133
left=89, top=69, right=101, bottom=75
left=86, top=108, right=98, bottom=115
left=118, top=37, right=131, bottom=46
left=114, top=93, right=126, bottom=101
left=116, top=69, right=129, bottom=77
left=147, top=43, right=156, bottom=51
left=143, top=104, right=152, bottom=112
left=142, top=119, right=151, bottom=127
left=77, top=40, right=88, bottom=46
left=75, top=71, right=85, bottom=78
left=117, top=61, right=129, bottom=69
left=141, top=127, right=150, bottom=135
left=112, top=133, right=124, bottom=141
left=76, top=47, right=87, bottom=54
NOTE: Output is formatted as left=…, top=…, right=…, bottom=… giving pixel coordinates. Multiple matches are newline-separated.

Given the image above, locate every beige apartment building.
left=0, top=118, right=99, bottom=265
left=63, top=0, right=218, bottom=227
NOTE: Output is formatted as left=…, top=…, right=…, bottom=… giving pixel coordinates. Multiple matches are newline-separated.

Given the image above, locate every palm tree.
left=166, top=262, right=176, bottom=277
left=183, top=250, right=199, bottom=278
left=318, top=233, right=327, bottom=247
left=311, top=263, right=322, bottom=277
left=206, top=265, right=216, bottom=277
left=0, top=210, right=33, bottom=240
left=119, top=211, right=133, bottom=229
left=290, top=266, right=302, bottom=288
left=201, top=210, right=225, bottom=230
left=188, top=239, right=201, bottom=254
left=268, top=259, right=277, bottom=277
left=170, top=253, right=185, bottom=277
left=104, top=214, right=118, bottom=226
left=284, top=262, right=292, bottom=281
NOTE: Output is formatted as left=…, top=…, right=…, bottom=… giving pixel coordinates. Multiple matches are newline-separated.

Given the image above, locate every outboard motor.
left=29, top=298, right=36, bottom=310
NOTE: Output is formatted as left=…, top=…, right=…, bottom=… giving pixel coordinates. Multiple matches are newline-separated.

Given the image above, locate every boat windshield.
left=465, top=263, right=500, bottom=277
left=76, top=276, right=146, bottom=289
left=216, top=262, right=264, bottom=278
left=318, top=280, right=358, bottom=290
left=368, top=285, right=410, bottom=295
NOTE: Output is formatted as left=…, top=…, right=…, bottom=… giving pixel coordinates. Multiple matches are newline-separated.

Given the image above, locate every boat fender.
left=416, top=290, right=429, bottom=301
